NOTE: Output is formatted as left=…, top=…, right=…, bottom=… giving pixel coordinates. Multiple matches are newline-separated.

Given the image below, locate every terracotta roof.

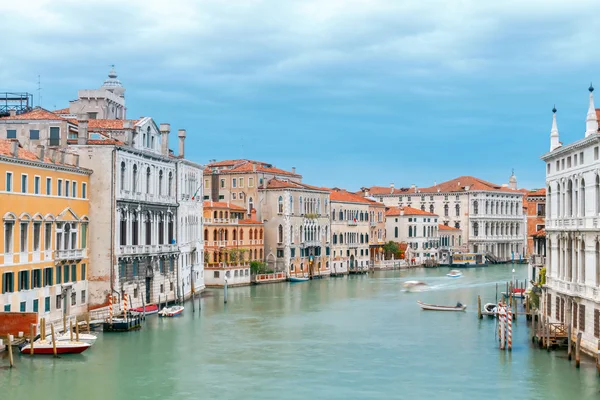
left=238, top=219, right=262, bottom=225
left=386, top=206, right=438, bottom=217
left=328, top=188, right=373, bottom=204
left=203, top=201, right=247, bottom=211
left=0, top=139, right=83, bottom=168
left=205, top=159, right=300, bottom=177
left=264, top=178, right=327, bottom=192
left=417, top=176, right=521, bottom=194
left=439, top=224, right=461, bottom=231
left=0, top=107, right=70, bottom=122
left=357, top=186, right=412, bottom=196
left=52, top=108, right=70, bottom=115
left=527, top=188, right=546, bottom=197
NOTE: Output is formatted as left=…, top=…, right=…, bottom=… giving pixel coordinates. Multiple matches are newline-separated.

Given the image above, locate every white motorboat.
left=50, top=331, right=97, bottom=345
left=483, top=303, right=497, bottom=317
left=403, top=280, right=428, bottom=292
left=417, top=301, right=467, bottom=312
left=447, top=270, right=463, bottom=278
left=159, top=305, right=184, bottom=317
left=21, top=340, right=91, bottom=354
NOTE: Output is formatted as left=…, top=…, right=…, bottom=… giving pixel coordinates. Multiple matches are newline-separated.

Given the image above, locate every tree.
left=383, top=241, right=400, bottom=259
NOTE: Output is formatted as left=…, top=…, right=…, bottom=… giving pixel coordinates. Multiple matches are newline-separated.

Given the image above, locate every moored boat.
left=502, top=288, right=526, bottom=299
left=20, top=341, right=91, bottom=355
left=446, top=270, right=463, bottom=278
left=50, top=332, right=97, bottom=345
left=483, top=303, right=497, bottom=316
left=159, top=305, right=184, bottom=317
left=450, top=253, right=488, bottom=268
left=417, top=300, right=467, bottom=311
left=129, top=304, right=159, bottom=315
left=289, top=276, right=309, bottom=283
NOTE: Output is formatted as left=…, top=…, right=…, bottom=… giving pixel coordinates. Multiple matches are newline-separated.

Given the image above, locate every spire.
left=509, top=169, right=517, bottom=190
left=586, top=83, right=598, bottom=137
left=550, top=105, right=560, bottom=152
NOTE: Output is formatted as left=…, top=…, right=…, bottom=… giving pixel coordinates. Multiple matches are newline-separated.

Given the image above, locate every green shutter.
left=56, top=265, right=62, bottom=284
left=81, top=264, right=86, bottom=280
left=72, top=264, right=77, bottom=282
left=64, top=265, right=69, bottom=283
left=33, top=299, right=39, bottom=312
left=45, top=297, right=50, bottom=312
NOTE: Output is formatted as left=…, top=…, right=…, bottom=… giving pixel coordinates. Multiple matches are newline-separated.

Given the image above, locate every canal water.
left=2, top=264, right=599, bottom=399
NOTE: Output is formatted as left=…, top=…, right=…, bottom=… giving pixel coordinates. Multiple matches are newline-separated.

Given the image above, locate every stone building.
left=524, top=188, right=546, bottom=256
left=367, top=198, right=386, bottom=267
left=542, top=86, right=600, bottom=356
left=203, top=201, right=263, bottom=287
left=438, top=224, right=463, bottom=265
left=259, top=178, right=330, bottom=278
left=0, top=139, right=92, bottom=321
left=360, top=174, right=526, bottom=261
left=385, top=207, right=439, bottom=264
left=329, top=188, right=372, bottom=274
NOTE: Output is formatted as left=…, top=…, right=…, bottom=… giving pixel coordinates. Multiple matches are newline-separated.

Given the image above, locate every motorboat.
left=483, top=303, right=497, bottom=317
left=446, top=270, right=463, bottom=278
left=49, top=331, right=97, bottom=345
left=129, top=304, right=159, bottom=315
left=159, top=305, right=184, bottom=317
left=417, top=301, right=467, bottom=312
left=20, top=340, right=91, bottom=355
left=403, top=281, right=428, bottom=292
left=289, top=276, right=310, bottom=283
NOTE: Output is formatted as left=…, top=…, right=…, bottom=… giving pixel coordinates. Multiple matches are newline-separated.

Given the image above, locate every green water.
left=2, top=265, right=599, bottom=399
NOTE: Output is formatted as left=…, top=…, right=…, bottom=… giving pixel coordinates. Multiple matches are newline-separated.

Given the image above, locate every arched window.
left=333, top=234, right=337, bottom=244
left=240, top=229, right=244, bottom=241
left=339, top=210, right=343, bottom=220
left=213, top=229, right=218, bottom=241
left=339, top=233, right=344, bottom=244
left=290, top=195, right=294, bottom=214
left=444, top=204, right=449, bottom=217
left=158, top=170, right=163, bottom=196
left=248, top=197, right=254, bottom=214
left=299, top=197, right=303, bottom=214
left=254, top=228, right=258, bottom=240
left=132, top=165, right=138, bottom=192
left=473, top=222, right=479, bottom=237
left=278, top=196, right=283, bottom=214
left=455, top=204, right=460, bottom=217
left=204, top=229, right=208, bottom=241
left=556, top=183, right=562, bottom=217
left=394, top=226, right=398, bottom=238
left=421, top=204, right=425, bottom=211
left=278, top=225, right=283, bottom=243
left=233, top=230, right=237, bottom=241
left=473, top=201, right=478, bottom=215
left=168, top=172, right=173, bottom=197
left=259, top=229, right=263, bottom=240
left=581, top=178, right=586, bottom=217
left=408, top=226, right=412, bottom=237
left=485, top=201, right=489, bottom=214
left=146, top=167, right=151, bottom=194
left=120, top=162, right=126, bottom=191
left=429, top=204, right=434, bottom=214
left=249, top=229, right=253, bottom=240
left=567, top=180, right=573, bottom=217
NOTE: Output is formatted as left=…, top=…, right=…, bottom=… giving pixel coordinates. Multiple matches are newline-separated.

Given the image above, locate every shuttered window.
left=579, top=304, right=586, bottom=332
left=547, top=294, right=552, bottom=317
left=594, top=309, right=599, bottom=338
left=573, top=303, right=578, bottom=328
left=555, top=301, right=560, bottom=321
left=560, top=298, right=565, bottom=323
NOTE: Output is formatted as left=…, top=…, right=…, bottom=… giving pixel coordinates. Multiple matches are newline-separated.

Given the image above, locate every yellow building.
left=0, top=139, right=92, bottom=322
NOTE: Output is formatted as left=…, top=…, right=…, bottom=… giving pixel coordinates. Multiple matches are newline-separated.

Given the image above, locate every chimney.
left=37, top=145, right=45, bottom=161
left=72, top=153, right=80, bottom=167
left=292, top=167, right=296, bottom=174
left=77, top=114, right=89, bottom=145
left=178, top=129, right=186, bottom=158
left=123, top=120, right=133, bottom=129
left=251, top=208, right=257, bottom=220
left=252, top=164, right=256, bottom=172
left=10, top=140, right=18, bottom=157
left=9, top=110, right=16, bottom=117
left=159, top=123, right=170, bottom=156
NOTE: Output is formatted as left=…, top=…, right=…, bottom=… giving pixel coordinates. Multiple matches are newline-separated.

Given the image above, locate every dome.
left=101, top=66, right=125, bottom=97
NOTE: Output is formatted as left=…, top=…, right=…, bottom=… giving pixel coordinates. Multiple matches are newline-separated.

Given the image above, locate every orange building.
left=524, top=188, right=546, bottom=256
left=203, top=201, right=264, bottom=287
left=0, top=139, right=92, bottom=322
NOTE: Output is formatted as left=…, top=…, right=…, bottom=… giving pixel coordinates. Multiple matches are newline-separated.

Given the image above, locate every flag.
left=191, top=186, right=201, bottom=200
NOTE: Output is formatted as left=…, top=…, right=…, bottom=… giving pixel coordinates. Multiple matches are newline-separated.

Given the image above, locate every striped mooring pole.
left=109, top=294, right=113, bottom=323
left=123, top=293, right=128, bottom=315
left=507, top=307, right=513, bottom=351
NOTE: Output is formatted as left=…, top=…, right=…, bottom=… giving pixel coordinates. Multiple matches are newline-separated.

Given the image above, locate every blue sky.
left=2, top=0, right=598, bottom=191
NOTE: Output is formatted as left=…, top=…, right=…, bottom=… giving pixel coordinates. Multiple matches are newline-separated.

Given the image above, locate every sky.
left=1, top=0, right=599, bottom=191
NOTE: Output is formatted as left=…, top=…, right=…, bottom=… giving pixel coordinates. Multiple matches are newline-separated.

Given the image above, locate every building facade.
left=0, top=140, right=91, bottom=321
left=385, top=207, right=439, bottom=264
left=525, top=188, right=546, bottom=256
left=438, top=224, right=463, bottom=265
left=367, top=199, right=386, bottom=266
left=329, top=189, right=372, bottom=274
left=542, top=87, right=600, bottom=356
left=260, top=178, right=330, bottom=278
left=203, top=202, right=263, bottom=287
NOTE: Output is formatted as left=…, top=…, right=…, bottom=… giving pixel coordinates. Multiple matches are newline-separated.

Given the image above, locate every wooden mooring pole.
left=575, top=332, right=582, bottom=368
left=567, top=320, right=572, bottom=361
left=495, top=283, right=498, bottom=303
left=30, top=323, right=35, bottom=355
left=532, top=311, right=537, bottom=343
left=50, top=324, right=58, bottom=358
left=6, top=334, right=14, bottom=367
left=546, top=316, right=551, bottom=351
left=224, top=279, right=228, bottom=304
left=75, top=320, right=80, bottom=342
left=512, top=294, right=517, bottom=322
left=477, top=295, right=482, bottom=319
left=597, top=340, right=600, bottom=375
left=69, top=319, right=74, bottom=342
left=63, top=314, right=67, bottom=333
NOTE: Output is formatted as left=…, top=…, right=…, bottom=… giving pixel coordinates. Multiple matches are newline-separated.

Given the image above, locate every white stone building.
left=174, top=130, right=204, bottom=298
left=359, top=174, right=527, bottom=261
left=542, top=85, right=600, bottom=356
left=329, top=189, right=371, bottom=274
left=385, top=207, right=439, bottom=264
left=260, top=178, right=331, bottom=278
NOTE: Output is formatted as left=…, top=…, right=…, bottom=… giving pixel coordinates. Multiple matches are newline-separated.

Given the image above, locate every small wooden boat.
left=21, top=341, right=91, bottom=354
left=159, top=305, right=184, bottom=317
left=289, top=276, right=309, bottom=283
left=483, top=303, right=497, bottom=316
left=403, top=280, right=428, bottom=292
left=129, top=304, right=159, bottom=315
left=446, top=270, right=463, bottom=278
left=417, top=301, right=467, bottom=311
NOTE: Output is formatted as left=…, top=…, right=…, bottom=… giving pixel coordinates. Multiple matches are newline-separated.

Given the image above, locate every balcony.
left=348, top=243, right=360, bottom=248
left=529, top=255, right=546, bottom=266
left=55, top=248, right=86, bottom=260
left=300, top=240, right=321, bottom=248
left=370, top=221, right=377, bottom=227
left=204, top=218, right=239, bottom=225
left=119, top=244, right=178, bottom=255
left=347, top=220, right=357, bottom=226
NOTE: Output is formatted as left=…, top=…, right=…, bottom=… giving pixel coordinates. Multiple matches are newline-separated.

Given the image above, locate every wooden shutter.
left=561, top=299, right=565, bottom=322
left=573, top=303, right=578, bottom=328
left=556, top=301, right=560, bottom=321
left=547, top=294, right=552, bottom=317
left=594, top=309, right=599, bottom=338
left=579, top=304, right=586, bottom=332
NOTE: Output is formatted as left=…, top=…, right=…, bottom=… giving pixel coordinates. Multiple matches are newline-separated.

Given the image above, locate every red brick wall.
left=0, top=312, right=37, bottom=336
left=525, top=194, right=546, bottom=255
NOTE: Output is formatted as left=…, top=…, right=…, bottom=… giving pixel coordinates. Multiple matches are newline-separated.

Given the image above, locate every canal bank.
left=2, top=265, right=599, bottom=399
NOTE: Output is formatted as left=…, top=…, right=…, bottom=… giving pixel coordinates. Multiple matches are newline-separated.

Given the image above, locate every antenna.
left=37, top=75, right=42, bottom=107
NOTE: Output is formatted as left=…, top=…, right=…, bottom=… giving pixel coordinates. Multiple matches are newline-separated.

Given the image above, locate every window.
left=249, top=178, right=254, bottom=187
left=81, top=223, right=87, bottom=248
left=204, top=179, right=209, bottom=189
left=81, top=290, right=86, bottom=304
left=278, top=196, right=284, bottom=213
left=278, top=224, right=283, bottom=243
left=56, top=295, right=62, bottom=310
left=45, top=296, right=50, bottom=312
left=2, top=272, right=14, bottom=293
left=44, top=223, right=52, bottom=250
left=46, top=178, right=51, bottom=195
left=595, top=147, right=599, bottom=161
left=133, top=165, right=138, bottom=192
left=29, top=129, right=40, bottom=140
left=232, top=178, right=237, bottom=188
left=168, top=172, right=173, bottom=196
left=33, top=269, right=42, bottom=288
left=18, top=270, right=29, bottom=290
left=33, top=222, right=41, bottom=251
left=44, top=267, right=53, bottom=286
left=49, top=127, right=60, bottom=146
left=70, top=264, right=77, bottom=281
left=64, top=264, right=70, bottom=283
left=72, top=181, right=77, bottom=198
left=232, top=192, right=237, bottom=200
left=5, top=172, right=12, bottom=192
left=57, top=179, right=63, bottom=196
left=21, top=174, right=27, bottom=193
left=580, top=151, right=584, bottom=164
left=20, top=301, right=26, bottom=312
left=277, top=249, right=284, bottom=258
left=239, top=178, right=244, bottom=188
left=6, top=129, right=16, bottom=139
left=220, top=179, right=225, bottom=188
left=579, top=304, right=586, bottom=331
left=81, top=263, right=87, bottom=280
left=20, top=222, right=28, bottom=253
left=4, top=220, right=14, bottom=254
left=56, top=265, right=62, bottom=284
left=82, top=183, right=87, bottom=198
left=71, top=292, right=76, bottom=306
